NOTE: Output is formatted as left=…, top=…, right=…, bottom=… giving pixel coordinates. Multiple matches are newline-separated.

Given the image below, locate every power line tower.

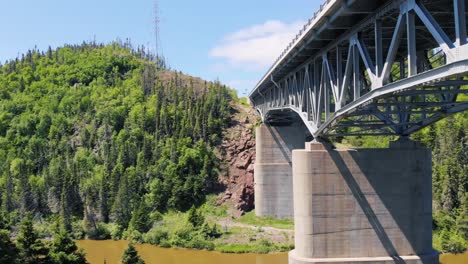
left=153, top=0, right=163, bottom=58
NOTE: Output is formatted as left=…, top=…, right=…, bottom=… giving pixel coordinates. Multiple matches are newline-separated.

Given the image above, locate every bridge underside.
left=250, top=0, right=468, bottom=138
left=265, top=75, right=468, bottom=137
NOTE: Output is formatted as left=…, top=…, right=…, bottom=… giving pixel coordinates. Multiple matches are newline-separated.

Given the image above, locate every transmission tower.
left=153, top=0, right=163, bottom=58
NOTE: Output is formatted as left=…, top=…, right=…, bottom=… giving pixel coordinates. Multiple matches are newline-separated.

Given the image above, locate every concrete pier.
left=289, top=140, right=438, bottom=264
left=254, top=124, right=305, bottom=219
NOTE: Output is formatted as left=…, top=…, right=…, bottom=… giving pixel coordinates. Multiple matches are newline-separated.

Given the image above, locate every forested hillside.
left=0, top=43, right=232, bottom=236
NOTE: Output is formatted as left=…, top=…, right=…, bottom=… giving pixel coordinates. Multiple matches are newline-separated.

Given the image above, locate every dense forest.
left=0, top=41, right=466, bottom=260
left=0, top=43, right=232, bottom=245
left=414, top=113, right=467, bottom=252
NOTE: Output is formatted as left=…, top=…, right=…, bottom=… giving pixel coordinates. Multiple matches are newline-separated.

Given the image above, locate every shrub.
left=440, top=229, right=467, bottom=253
left=108, top=224, right=124, bottom=240
left=123, top=229, right=143, bottom=243
left=85, top=223, right=111, bottom=240
left=71, top=221, right=85, bottom=239
left=143, top=228, right=169, bottom=245
left=187, top=234, right=214, bottom=250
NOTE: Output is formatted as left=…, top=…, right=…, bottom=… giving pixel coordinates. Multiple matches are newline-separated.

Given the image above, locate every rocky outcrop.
left=217, top=105, right=257, bottom=217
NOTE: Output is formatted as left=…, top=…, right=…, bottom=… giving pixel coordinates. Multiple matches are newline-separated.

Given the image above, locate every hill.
left=0, top=42, right=233, bottom=230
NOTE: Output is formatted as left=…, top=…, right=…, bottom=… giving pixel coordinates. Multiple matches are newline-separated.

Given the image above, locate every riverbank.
left=31, top=194, right=465, bottom=256
left=31, top=194, right=294, bottom=254
left=136, top=195, right=294, bottom=254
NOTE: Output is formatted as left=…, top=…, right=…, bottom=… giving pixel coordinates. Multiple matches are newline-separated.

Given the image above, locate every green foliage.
left=140, top=206, right=219, bottom=250
left=143, top=227, right=169, bottom=245
left=49, top=228, right=88, bottom=264
left=237, top=211, right=294, bottom=230
left=7, top=215, right=89, bottom=264
left=83, top=222, right=111, bottom=240
left=439, top=229, right=466, bottom=254
left=0, top=42, right=233, bottom=251
left=215, top=239, right=293, bottom=254
left=413, top=112, right=467, bottom=253
left=198, top=195, right=228, bottom=218
left=187, top=205, right=205, bottom=229
left=200, top=222, right=221, bottom=239
left=0, top=210, right=11, bottom=229
left=128, top=201, right=152, bottom=234
left=0, top=229, right=19, bottom=264
left=121, top=243, right=145, bottom=264
left=16, top=215, right=48, bottom=264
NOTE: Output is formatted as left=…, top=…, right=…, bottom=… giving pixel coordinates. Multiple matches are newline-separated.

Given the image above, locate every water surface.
left=76, top=240, right=467, bottom=264
left=77, top=240, right=287, bottom=264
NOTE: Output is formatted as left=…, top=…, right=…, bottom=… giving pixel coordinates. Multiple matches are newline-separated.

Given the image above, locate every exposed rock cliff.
left=217, top=102, right=257, bottom=217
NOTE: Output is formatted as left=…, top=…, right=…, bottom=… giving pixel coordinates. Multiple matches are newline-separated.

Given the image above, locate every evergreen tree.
left=129, top=200, right=151, bottom=233
left=121, top=243, right=145, bottom=264
left=48, top=228, right=88, bottom=264
left=0, top=210, right=10, bottom=229
left=187, top=205, right=204, bottom=229
left=112, top=174, right=131, bottom=228
left=2, top=170, right=14, bottom=213
left=16, top=215, right=48, bottom=264
left=0, top=229, right=19, bottom=264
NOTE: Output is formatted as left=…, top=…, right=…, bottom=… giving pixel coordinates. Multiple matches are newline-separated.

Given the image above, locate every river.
left=76, top=240, right=467, bottom=264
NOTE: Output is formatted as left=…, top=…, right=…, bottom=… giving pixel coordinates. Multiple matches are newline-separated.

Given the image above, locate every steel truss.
left=250, top=0, right=468, bottom=138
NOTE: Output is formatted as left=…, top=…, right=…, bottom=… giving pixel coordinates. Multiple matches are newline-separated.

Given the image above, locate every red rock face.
left=217, top=107, right=257, bottom=217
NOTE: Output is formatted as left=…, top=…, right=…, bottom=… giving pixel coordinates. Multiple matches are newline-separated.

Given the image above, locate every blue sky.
left=0, top=0, right=322, bottom=96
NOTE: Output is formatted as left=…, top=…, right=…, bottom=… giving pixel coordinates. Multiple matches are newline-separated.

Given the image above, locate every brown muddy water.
left=76, top=240, right=287, bottom=264
left=76, top=240, right=467, bottom=264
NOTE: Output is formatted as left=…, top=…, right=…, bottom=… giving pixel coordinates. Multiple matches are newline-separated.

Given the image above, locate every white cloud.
left=210, top=20, right=305, bottom=70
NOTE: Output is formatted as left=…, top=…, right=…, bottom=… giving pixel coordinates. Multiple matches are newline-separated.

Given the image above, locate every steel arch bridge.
left=249, top=0, right=468, bottom=138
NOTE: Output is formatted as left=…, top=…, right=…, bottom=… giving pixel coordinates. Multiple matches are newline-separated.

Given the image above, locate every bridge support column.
left=254, top=124, right=305, bottom=219
left=289, top=139, right=438, bottom=264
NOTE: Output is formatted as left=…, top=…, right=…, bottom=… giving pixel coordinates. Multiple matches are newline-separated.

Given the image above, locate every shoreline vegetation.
left=10, top=195, right=295, bottom=254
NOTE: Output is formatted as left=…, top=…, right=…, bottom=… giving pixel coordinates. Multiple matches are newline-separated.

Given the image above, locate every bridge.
left=249, top=0, right=468, bottom=263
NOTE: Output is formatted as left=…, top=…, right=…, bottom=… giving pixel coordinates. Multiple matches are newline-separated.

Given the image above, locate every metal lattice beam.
left=250, top=0, right=468, bottom=138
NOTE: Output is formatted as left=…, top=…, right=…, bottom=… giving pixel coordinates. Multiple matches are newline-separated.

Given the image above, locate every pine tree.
left=112, top=174, right=131, bottom=228
left=129, top=200, right=151, bottom=233
left=0, top=210, right=9, bottom=229
left=49, top=228, right=88, bottom=264
left=10, top=158, right=35, bottom=215
left=0, top=229, right=19, bottom=264
left=121, top=243, right=145, bottom=264
left=2, top=170, right=14, bottom=213
left=187, top=205, right=204, bottom=229
left=16, top=215, right=48, bottom=264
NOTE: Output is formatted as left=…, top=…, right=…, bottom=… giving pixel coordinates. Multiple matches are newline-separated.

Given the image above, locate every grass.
left=215, top=239, right=294, bottom=254
left=236, top=211, right=294, bottom=230
left=223, top=226, right=256, bottom=236
left=199, top=195, right=228, bottom=220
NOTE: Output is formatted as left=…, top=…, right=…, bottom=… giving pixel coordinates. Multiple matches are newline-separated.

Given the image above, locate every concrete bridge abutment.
left=289, top=139, right=438, bottom=264
left=254, top=123, right=306, bottom=219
